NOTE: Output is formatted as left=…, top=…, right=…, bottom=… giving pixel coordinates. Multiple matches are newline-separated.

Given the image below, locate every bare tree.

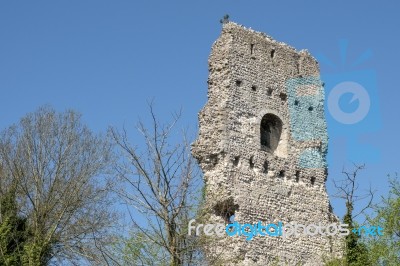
left=333, top=163, right=375, bottom=220
left=0, top=106, right=117, bottom=265
left=110, top=104, right=203, bottom=266
left=330, top=163, right=375, bottom=265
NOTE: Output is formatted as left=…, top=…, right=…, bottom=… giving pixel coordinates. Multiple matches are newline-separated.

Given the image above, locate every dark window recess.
left=294, top=100, right=299, bottom=106
left=249, top=156, right=255, bottom=169
left=311, top=176, right=316, bottom=185
left=263, top=161, right=269, bottom=173
left=267, top=88, right=273, bottom=96
left=279, top=170, right=285, bottom=178
left=271, top=49, right=275, bottom=58
left=295, top=171, right=300, bottom=182
left=260, top=114, right=283, bottom=152
left=233, top=156, right=240, bottom=167
left=236, top=80, right=242, bottom=86
left=279, top=93, right=287, bottom=101
left=250, top=44, right=255, bottom=55
left=251, top=85, right=257, bottom=91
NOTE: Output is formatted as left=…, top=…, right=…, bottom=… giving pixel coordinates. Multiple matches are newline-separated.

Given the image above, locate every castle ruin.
left=192, top=22, right=342, bottom=265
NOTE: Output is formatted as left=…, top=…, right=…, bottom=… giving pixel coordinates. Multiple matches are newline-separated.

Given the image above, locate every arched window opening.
left=260, top=114, right=283, bottom=152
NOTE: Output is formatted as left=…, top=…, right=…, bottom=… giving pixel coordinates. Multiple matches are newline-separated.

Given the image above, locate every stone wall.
left=192, top=22, right=342, bottom=265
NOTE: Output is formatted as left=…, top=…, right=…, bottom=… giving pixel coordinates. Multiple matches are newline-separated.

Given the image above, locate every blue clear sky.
left=1, top=1, right=399, bottom=219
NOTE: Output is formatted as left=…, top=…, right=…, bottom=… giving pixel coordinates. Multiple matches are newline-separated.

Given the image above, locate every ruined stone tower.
left=192, top=22, right=342, bottom=265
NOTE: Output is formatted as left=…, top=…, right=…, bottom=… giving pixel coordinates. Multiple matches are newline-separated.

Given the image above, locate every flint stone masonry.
left=192, top=22, right=342, bottom=265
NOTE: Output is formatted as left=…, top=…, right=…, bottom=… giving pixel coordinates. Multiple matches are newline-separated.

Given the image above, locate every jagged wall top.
left=220, top=21, right=318, bottom=63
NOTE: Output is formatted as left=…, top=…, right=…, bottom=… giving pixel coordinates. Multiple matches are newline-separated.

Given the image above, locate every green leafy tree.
left=0, top=182, right=30, bottom=265
left=110, top=227, right=170, bottom=266
left=366, top=173, right=400, bottom=265
left=342, top=202, right=370, bottom=265
left=326, top=164, right=374, bottom=265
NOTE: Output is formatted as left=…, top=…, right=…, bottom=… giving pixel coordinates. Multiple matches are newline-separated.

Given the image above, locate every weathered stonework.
left=192, top=22, right=342, bottom=265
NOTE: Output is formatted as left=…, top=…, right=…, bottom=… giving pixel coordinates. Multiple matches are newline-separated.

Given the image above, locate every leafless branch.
left=110, top=103, right=204, bottom=265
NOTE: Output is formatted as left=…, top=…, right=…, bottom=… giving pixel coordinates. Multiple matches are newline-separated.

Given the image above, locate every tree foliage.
left=0, top=181, right=29, bottom=265
left=326, top=164, right=374, bottom=266
left=0, top=106, right=116, bottom=265
left=366, top=173, right=400, bottom=265
left=327, top=166, right=400, bottom=266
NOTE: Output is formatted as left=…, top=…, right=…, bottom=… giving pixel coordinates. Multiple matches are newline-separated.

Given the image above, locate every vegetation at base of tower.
left=325, top=166, right=400, bottom=266
left=365, top=173, right=400, bottom=265
left=332, top=164, right=373, bottom=265
left=341, top=204, right=371, bottom=265
left=0, top=183, right=30, bottom=265
left=0, top=106, right=116, bottom=265
left=109, top=103, right=204, bottom=266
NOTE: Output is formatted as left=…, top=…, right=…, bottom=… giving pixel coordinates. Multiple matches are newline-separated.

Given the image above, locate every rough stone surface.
left=192, top=22, right=342, bottom=265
